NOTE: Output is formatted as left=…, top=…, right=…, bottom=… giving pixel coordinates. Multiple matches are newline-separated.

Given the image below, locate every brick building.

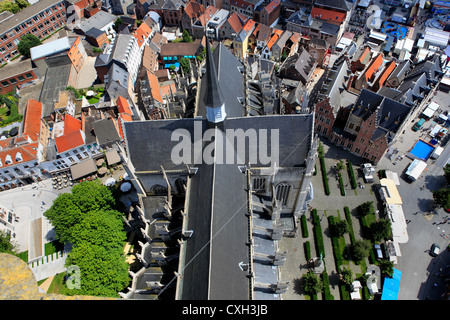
left=0, top=59, right=37, bottom=94
left=0, top=0, right=67, bottom=65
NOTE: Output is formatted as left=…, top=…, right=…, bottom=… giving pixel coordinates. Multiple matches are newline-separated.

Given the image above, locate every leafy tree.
left=336, top=160, right=345, bottom=172
left=179, top=57, right=190, bottom=74
left=113, top=18, right=123, bottom=32
left=44, top=193, right=83, bottom=244
left=352, top=239, right=371, bottom=261
left=357, top=201, right=373, bottom=217
left=182, top=30, right=193, bottom=43
left=340, top=268, right=353, bottom=285
left=330, top=220, right=349, bottom=237
left=45, top=180, right=130, bottom=297
left=433, top=188, right=450, bottom=210
left=444, top=164, right=450, bottom=184
left=370, top=219, right=391, bottom=242
left=0, top=230, right=17, bottom=254
left=302, top=271, right=323, bottom=296
left=17, top=34, right=41, bottom=58
left=379, top=260, right=394, bottom=278
left=64, top=243, right=129, bottom=297
left=0, top=0, right=20, bottom=13
left=70, top=210, right=126, bottom=251
left=70, top=180, right=116, bottom=213
left=15, top=0, right=29, bottom=9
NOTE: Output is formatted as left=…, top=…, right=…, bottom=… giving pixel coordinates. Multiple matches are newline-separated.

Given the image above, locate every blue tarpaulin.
left=381, top=268, right=402, bottom=300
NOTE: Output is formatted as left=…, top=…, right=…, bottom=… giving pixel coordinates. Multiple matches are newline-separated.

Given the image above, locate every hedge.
left=301, top=215, right=309, bottom=238
left=328, top=216, right=343, bottom=273
left=321, top=271, right=334, bottom=300
left=344, top=206, right=356, bottom=245
left=304, top=241, right=311, bottom=260
left=319, top=156, right=330, bottom=195
left=347, top=160, right=357, bottom=189
left=338, top=172, right=345, bottom=196
left=312, top=209, right=325, bottom=258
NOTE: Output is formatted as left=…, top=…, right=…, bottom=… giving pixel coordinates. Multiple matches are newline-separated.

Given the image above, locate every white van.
left=431, top=146, right=444, bottom=159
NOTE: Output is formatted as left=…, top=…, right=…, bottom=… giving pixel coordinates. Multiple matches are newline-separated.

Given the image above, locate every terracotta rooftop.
left=134, top=21, right=152, bottom=48
left=311, top=7, right=346, bottom=23
left=22, top=99, right=42, bottom=142
left=117, top=96, right=132, bottom=116
left=264, top=0, right=280, bottom=14
left=0, top=141, right=38, bottom=169
left=55, top=130, right=85, bottom=153
left=364, top=53, right=384, bottom=82
left=224, top=12, right=244, bottom=33
left=184, top=0, right=205, bottom=19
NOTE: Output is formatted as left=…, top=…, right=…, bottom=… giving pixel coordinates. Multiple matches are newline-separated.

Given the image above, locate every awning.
left=70, top=158, right=97, bottom=180
left=381, top=269, right=402, bottom=300
left=105, top=149, right=121, bottom=165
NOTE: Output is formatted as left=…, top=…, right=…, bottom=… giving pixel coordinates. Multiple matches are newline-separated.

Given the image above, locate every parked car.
left=430, top=243, right=440, bottom=257
left=374, top=244, right=383, bottom=260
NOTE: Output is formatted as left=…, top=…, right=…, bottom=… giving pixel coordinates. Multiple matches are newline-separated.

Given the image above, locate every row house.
left=232, top=18, right=256, bottom=59
left=192, top=5, right=219, bottom=39
left=136, top=0, right=184, bottom=26
left=181, top=0, right=206, bottom=35
left=260, top=28, right=282, bottom=60
left=96, top=20, right=155, bottom=90
left=0, top=99, right=43, bottom=190
left=196, top=0, right=224, bottom=9
left=219, top=11, right=246, bottom=40
left=0, top=0, right=67, bottom=65
left=253, top=0, right=281, bottom=27
left=206, top=9, right=230, bottom=40
left=66, top=0, right=102, bottom=19
left=223, top=0, right=263, bottom=19
left=314, top=52, right=445, bottom=164
left=285, top=7, right=312, bottom=36
left=347, top=50, right=397, bottom=94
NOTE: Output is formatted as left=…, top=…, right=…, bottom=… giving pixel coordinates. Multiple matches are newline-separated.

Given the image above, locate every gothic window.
left=253, top=177, right=266, bottom=192
left=175, top=178, right=186, bottom=194
left=275, top=183, right=291, bottom=206
left=150, top=184, right=168, bottom=195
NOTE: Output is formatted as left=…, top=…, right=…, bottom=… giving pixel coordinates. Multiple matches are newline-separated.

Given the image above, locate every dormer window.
left=16, top=152, right=23, bottom=162
left=5, top=155, right=12, bottom=164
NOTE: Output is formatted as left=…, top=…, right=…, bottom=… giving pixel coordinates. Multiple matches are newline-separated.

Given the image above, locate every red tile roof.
left=63, top=114, right=82, bottom=135
left=375, top=60, right=396, bottom=88
left=117, top=96, right=132, bottom=116
left=264, top=0, right=280, bottom=15
left=224, top=12, right=244, bottom=33
left=147, top=71, right=163, bottom=104
left=22, top=99, right=42, bottom=142
left=0, top=142, right=38, bottom=169
left=55, top=130, right=85, bottom=153
left=184, top=0, right=205, bottom=19
left=198, top=5, right=218, bottom=26
left=364, top=53, right=383, bottom=82
left=134, top=22, right=152, bottom=48
left=311, top=7, right=346, bottom=23
left=242, top=19, right=255, bottom=34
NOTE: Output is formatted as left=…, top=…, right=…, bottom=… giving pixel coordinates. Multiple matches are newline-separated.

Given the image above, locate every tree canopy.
left=17, top=34, right=41, bottom=58
left=44, top=180, right=130, bottom=297
left=302, top=271, right=323, bottom=296
left=370, top=218, right=392, bottom=242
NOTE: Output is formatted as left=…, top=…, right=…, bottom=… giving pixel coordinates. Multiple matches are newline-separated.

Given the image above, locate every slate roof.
left=124, top=40, right=315, bottom=300
left=92, top=118, right=121, bottom=146
left=353, top=89, right=411, bottom=134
